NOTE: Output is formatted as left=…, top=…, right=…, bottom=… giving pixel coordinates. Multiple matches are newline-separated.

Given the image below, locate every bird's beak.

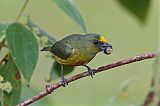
left=100, top=42, right=113, bottom=55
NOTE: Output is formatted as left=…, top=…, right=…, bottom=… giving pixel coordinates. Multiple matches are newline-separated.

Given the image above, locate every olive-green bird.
left=41, top=33, right=113, bottom=86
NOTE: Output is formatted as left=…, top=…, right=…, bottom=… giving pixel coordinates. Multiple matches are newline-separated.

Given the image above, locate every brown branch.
left=17, top=53, right=156, bottom=106
left=158, top=100, right=160, bottom=106
left=142, top=55, right=160, bottom=106
left=142, top=77, right=155, bottom=106
left=143, top=91, right=155, bottom=106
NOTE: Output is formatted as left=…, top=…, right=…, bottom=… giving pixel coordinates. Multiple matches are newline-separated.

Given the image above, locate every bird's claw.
left=61, top=77, right=68, bottom=87
left=83, top=65, right=95, bottom=78
left=87, top=68, right=95, bottom=78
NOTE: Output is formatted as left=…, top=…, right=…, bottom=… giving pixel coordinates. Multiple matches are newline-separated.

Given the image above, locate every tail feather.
left=41, top=46, right=51, bottom=51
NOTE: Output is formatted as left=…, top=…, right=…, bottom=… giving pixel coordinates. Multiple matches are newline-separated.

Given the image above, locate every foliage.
left=0, top=0, right=152, bottom=105
left=52, top=0, right=87, bottom=33
left=0, top=55, right=21, bottom=106
left=0, top=23, right=8, bottom=42
left=118, top=0, right=151, bottom=22
left=6, top=23, right=38, bottom=82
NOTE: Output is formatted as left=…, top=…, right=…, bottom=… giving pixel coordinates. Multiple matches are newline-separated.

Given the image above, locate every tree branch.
left=142, top=55, right=160, bottom=106
left=27, top=19, right=57, bottom=45
left=17, top=53, right=156, bottom=106
left=143, top=91, right=155, bottom=106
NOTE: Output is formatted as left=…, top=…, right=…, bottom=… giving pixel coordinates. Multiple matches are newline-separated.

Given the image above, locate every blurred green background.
left=0, top=0, right=158, bottom=105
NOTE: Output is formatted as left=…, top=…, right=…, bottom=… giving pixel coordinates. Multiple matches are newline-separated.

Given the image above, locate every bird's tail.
left=41, top=46, right=51, bottom=51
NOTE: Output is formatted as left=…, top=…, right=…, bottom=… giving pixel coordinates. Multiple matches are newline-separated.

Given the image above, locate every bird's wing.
left=50, top=41, right=74, bottom=59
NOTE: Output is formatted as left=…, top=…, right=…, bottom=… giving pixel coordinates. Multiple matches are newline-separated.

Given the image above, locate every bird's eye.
left=93, top=40, right=98, bottom=44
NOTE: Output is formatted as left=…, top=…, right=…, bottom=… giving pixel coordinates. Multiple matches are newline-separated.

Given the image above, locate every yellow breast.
left=54, top=49, right=90, bottom=66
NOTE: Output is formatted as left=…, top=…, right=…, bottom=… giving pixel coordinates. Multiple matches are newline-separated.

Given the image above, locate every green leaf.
left=52, top=0, right=87, bottom=33
left=47, top=61, right=75, bottom=82
left=118, top=0, right=151, bottom=22
left=0, top=55, right=21, bottom=106
left=6, top=23, right=38, bottom=81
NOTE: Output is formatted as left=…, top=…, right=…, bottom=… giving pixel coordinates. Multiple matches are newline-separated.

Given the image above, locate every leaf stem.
left=15, top=0, right=30, bottom=22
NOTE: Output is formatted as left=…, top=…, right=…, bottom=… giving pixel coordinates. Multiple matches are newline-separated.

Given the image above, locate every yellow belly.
left=54, top=49, right=91, bottom=66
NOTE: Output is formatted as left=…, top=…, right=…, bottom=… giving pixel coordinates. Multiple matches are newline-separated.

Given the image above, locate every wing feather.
left=50, top=40, right=73, bottom=59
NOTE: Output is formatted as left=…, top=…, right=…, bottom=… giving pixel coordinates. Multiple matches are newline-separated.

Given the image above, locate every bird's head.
left=86, top=33, right=113, bottom=55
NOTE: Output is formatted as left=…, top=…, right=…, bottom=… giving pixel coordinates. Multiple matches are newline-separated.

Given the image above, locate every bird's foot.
left=83, top=65, right=95, bottom=78
left=87, top=68, right=95, bottom=78
left=61, top=77, right=68, bottom=87
left=84, top=65, right=95, bottom=78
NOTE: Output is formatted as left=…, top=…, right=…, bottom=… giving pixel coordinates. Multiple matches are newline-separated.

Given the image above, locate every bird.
left=41, top=33, right=113, bottom=87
